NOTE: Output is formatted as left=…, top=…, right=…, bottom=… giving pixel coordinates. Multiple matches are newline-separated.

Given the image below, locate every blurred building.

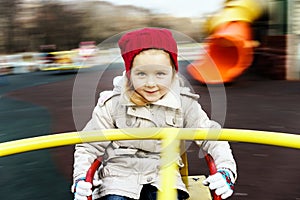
left=253, top=0, right=300, bottom=80
left=287, top=0, right=300, bottom=80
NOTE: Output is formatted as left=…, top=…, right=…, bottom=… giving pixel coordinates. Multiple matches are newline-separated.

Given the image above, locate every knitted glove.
left=203, top=169, right=235, bottom=199
left=73, top=178, right=102, bottom=200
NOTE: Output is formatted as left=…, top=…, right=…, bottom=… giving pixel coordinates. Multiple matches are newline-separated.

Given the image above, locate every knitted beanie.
left=118, top=28, right=178, bottom=74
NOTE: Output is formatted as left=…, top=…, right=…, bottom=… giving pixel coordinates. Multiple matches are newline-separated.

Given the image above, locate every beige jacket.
left=73, top=74, right=237, bottom=199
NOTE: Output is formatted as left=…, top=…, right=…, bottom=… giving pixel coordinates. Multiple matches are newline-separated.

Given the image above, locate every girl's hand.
left=74, top=180, right=92, bottom=200
left=73, top=178, right=102, bottom=200
left=203, top=169, right=235, bottom=199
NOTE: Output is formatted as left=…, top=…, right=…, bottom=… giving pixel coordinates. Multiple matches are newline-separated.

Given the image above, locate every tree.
left=0, top=0, right=20, bottom=53
left=33, top=1, right=86, bottom=51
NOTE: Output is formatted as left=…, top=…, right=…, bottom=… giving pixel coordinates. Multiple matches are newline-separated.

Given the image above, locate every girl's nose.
left=145, top=77, right=156, bottom=87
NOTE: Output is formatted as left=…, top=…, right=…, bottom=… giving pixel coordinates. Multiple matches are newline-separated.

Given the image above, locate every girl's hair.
left=125, top=49, right=176, bottom=106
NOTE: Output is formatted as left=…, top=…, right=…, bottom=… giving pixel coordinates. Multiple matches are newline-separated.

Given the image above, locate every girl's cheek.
left=159, top=79, right=172, bottom=87
left=132, top=79, right=145, bottom=89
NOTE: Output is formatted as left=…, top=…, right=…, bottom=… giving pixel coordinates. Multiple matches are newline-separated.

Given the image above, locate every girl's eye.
left=157, top=72, right=166, bottom=76
left=137, top=72, right=146, bottom=76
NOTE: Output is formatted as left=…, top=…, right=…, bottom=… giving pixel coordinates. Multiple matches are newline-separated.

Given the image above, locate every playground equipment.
left=187, top=0, right=265, bottom=84
left=1, top=128, right=300, bottom=199
left=39, top=50, right=88, bottom=71
left=85, top=152, right=218, bottom=200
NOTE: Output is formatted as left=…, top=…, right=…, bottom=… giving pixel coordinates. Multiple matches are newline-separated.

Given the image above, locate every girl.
left=72, top=28, right=237, bottom=200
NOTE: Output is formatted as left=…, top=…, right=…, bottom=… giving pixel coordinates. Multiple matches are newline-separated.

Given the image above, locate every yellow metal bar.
left=179, top=146, right=189, bottom=186
left=184, top=128, right=300, bottom=149
left=0, top=131, right=81, bottom=156
left=0, top=129, right=162, bottom=156
left=157, top=129, right=180, bottom=200
left=0, top=128, right=299, bottom=200
left=1, top=128, right=300, bottom=157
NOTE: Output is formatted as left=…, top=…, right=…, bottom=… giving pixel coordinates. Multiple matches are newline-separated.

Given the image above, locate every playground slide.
left=187, top=0, right=265, bottom=84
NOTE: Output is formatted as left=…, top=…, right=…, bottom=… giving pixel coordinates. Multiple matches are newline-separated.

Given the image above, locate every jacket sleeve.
left=73, top=94, right=116, bottom=181
left=183, top=96, right=237, bottom=180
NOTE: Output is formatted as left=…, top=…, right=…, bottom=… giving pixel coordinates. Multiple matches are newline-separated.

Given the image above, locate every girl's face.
left=130, top=49, right=174, bottom=103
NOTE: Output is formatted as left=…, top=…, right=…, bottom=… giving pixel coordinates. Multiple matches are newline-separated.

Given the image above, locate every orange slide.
left=187, top=0, right=265, bottom=84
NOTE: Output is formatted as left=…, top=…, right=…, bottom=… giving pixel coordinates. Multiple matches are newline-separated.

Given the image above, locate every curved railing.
left=0, top=128, right=299, bottom=199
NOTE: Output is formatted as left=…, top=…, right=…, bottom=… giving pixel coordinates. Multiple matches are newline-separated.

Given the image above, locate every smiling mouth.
left=145, top=90, right=158, bottom=94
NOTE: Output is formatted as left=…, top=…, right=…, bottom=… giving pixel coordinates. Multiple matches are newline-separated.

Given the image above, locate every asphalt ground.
left=0, top=61, right=300, bottom=200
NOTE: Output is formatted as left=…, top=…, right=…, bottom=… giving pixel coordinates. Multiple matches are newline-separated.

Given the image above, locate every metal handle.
left=85, top=157, right=103, bottom=200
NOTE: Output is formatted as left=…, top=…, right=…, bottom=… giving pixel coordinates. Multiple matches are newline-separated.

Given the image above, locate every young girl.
left=72, top=28, right=237, bottom=200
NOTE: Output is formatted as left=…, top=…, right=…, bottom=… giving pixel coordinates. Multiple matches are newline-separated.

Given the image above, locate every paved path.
left=1, top=62, right=300, bottom=199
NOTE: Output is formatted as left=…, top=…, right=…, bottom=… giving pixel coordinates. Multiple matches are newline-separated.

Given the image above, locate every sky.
left=100, top=0, right=225, bottom=18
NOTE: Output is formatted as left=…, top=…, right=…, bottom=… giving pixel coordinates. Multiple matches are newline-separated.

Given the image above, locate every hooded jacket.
left=73, top=74, right=237, bottom=199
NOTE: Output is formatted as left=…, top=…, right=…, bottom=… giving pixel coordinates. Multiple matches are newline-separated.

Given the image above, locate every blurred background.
left=0, top=0, right=299, bottom=80
left=0, top=0, right=300, bottom=200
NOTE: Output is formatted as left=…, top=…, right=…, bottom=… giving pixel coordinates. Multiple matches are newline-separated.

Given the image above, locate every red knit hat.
left=118, top=28, right=178, bottom=74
